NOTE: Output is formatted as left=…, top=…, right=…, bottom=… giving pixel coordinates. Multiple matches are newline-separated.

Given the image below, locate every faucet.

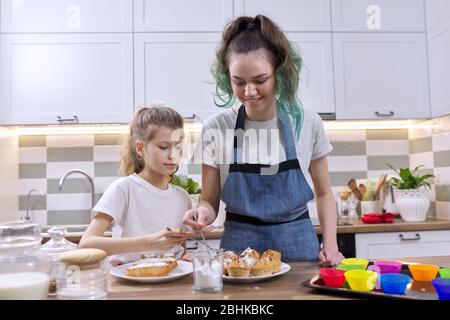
left=59, top=169, right=95, bottom=210
left=25, top=189, right=44, bottom=221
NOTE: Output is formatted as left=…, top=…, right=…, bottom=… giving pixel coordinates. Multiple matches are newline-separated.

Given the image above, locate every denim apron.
left=220, top=105, right=320, bottom=262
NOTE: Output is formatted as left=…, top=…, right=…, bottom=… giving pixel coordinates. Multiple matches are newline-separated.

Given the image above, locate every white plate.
left=110, top=260, right=193, bottom=283
left=223, top=262, right=291, bottom=283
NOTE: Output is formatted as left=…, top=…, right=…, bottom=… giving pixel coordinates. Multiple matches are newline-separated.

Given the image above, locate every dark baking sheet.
left=303, top=261, right=447, bottom=300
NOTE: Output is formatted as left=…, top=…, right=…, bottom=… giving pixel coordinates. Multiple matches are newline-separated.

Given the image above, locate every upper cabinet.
left=0, top=0, right=132, bottom=32
left=288, top=33, right=335, bottom=114
left=426, top=0, right=450, bottom=117
left=331, top=0, right=426, bottom=32
left=234, top=0, right=331, bottom=31
left=333, top=33, right=430, bottom=119
left=0, top=34, right=134, bottom=124
left=133, top=0, right=233, bottom=32
left=134, top=33, right=221, bottom=121
left=425, top=0, right=450, bottom=30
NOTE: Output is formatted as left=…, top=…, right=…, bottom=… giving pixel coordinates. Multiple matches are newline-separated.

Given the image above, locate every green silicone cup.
left=439, top=268, right=450, bottom=278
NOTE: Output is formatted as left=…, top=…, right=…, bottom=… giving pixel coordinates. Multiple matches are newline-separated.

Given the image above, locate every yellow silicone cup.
left=345, top=270, right=377, bottom=292
left=341, top=258, right=370, bottom=269
left=408, top=264, right=439, bottom=282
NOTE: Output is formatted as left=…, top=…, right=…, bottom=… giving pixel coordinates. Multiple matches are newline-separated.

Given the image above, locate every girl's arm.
left=183, top=164, right=221, bottom=230
left=79, top=212, right=186, bottom=256
left=309, top=156, right=344, bottom=265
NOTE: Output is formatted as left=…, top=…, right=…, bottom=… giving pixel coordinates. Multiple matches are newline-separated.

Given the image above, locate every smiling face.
left=228, top=48, right=277, bottom=120
left=136, top=126, right=184, bottom=178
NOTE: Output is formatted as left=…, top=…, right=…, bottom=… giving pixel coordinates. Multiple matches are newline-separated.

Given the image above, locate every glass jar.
left=0, top=221, right=52, bottom=300
left=39, top=226, right=77, bottom=295
left=56, top=248, right=108, bottom=300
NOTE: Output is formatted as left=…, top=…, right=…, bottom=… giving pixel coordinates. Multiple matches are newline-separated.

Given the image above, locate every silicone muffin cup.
left=320, top=268, right=346, bottom=288
left=374, top=261, right=403, bottom=274
left=432, top=278, right=450, bottom=300
left=340, top=258, right=369, bottom=270
left=438, top=268, right=450, bottom=279
left=380, top=273, right=411, bottom=294
left=344, top=270, right=377, bottom=292
left=408, top=264, right=439, bottom=282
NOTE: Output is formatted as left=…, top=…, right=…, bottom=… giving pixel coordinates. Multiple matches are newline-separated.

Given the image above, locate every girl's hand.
left=318, top=244, right=345, bottom=267
left=182, top=206, right=213, bottom=231
left=146, top=228, right=186, bottom=251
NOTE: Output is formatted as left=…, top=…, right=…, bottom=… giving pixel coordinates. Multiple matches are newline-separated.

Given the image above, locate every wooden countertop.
left=106, top=256, right=450, bottom=300
left=324, top=217, right=450, bottom=235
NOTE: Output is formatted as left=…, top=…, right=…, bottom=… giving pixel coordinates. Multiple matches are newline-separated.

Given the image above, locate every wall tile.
left=19, top=135, right=46, bottom=147
left=48, top=147, right=93, bottom=162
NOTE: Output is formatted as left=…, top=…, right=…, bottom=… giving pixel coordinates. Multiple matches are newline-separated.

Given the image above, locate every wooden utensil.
left=372, top=174, right=387, bottom=201
left=347, top=179, right=363, bottom=201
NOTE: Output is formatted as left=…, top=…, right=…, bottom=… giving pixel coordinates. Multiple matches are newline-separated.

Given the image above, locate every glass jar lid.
left=39, top=226, right=77, bottom=255
left=0, top=221, right=41, bottom=254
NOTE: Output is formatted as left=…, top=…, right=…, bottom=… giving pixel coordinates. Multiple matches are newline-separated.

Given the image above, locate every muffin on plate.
left=261, top=249, right=281, bottom=261
left=240, top=247, right=260, bottom=260
left=226, top=260, right=251, bottom=277
left=223, top=251, right=239, bottom=275
left=269, top=258, right=282, bottom=273
left=251, top=258, right=273, bottom=276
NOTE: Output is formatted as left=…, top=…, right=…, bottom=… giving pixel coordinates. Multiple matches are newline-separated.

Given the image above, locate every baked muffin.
left=269, top=258, right=282, bottom=273
left=251, top=258, right=273, bottom=276
left=240, top=247, right=260, bottom=260
left=223, top=251, right=238, bottom=275
left=127, top=261, right=172, bottom=277
left=261, top=249, right=281, bottom=261
left=226, top=260, right=251, bottom=277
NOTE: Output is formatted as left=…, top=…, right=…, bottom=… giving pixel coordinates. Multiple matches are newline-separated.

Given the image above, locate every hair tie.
left=246, top=22, right=258, bottom=30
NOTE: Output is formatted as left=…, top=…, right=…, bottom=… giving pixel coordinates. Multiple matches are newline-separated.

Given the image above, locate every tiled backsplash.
left=14, top=113, right=450, bottom=226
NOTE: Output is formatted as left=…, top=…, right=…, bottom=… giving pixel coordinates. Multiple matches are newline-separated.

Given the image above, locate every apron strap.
left=232, top=105, right=298, bottom=163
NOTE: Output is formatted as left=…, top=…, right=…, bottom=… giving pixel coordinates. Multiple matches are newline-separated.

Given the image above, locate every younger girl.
left=80, top=102, right=191, bottom=259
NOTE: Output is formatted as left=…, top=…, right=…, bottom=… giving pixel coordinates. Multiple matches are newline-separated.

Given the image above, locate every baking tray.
left=303, top=261, right=447, bottom=300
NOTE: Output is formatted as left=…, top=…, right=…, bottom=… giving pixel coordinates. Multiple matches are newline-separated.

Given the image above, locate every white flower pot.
left=394, top=188, right=430, bottom=222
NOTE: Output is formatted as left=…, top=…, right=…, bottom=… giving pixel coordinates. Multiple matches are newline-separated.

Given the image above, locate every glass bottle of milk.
left=0, top=222, right=52, bottom=300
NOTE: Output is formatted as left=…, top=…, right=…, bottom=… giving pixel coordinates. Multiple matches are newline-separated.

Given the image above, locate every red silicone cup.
left=374, top=261, right=403, bottom=274
left=320, top=268, right=347, bottom=288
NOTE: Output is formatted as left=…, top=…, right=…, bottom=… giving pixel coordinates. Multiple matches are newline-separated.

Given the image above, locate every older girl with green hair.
left=184, top=15, right=343, bottom=265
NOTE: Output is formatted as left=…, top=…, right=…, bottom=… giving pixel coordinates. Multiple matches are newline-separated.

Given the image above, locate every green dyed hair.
left=212, top=15, right=304, bottom=138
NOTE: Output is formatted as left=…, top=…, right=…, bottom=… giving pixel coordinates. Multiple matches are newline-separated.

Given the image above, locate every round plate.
left=223, top=262, right=291, bottom=283
left=110, top=260, right=193, bottom=283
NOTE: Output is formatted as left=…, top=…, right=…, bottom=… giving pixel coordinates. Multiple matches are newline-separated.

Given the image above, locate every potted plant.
left=170, top=174, right=202, bottom=208
left=385, top=164, right=434, bottom=222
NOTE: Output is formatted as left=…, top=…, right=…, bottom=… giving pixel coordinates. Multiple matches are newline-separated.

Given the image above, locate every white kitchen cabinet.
left=428, top=18, right=450, bottom=118
left=355, top=230, right=450, bottom=259
left=333, top=33, right=430, bottom=119
left=134, top=33, right=222, bottom=121
left=0, top=34, right=134, bottom=124
left=133, top=0, right=233, bottom=32
left=331, top=0, right=426, bottom=32
left=425, top=0, right=450, bottom=31
left=287, top=33, right=335, bottom=114
left=0, top=0, right=132, bottom=32
left=234, top=0, right=331, bottom=31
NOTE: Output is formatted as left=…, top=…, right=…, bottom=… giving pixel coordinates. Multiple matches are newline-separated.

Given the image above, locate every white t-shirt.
left=92, top=174, right=191, bottom=261
left=194, top=107, right=333, bottom=191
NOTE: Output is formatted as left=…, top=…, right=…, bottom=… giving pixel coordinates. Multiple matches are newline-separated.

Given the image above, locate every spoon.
left=192, top=210, right=212, bottom=267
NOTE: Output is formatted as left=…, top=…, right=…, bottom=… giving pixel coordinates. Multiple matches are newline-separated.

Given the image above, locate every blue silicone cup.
left=380, top=273, right=411, bottom=295
left=432, top=278, right=450, bottom=300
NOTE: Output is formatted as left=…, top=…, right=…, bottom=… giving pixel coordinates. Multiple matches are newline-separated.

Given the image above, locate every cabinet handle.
left=183, top=114, right=199, bottom=121
left=56, top=115, right=79, bottom=124
left=375, top=111, right=394, bottom=117
left=399, top=233, right=421, bottom=241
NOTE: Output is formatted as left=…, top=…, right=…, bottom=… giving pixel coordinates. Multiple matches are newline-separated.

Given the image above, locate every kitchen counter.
left=316, top=217, right=450, bottom=235
left=45, top=218, right=450, bottom=243
left=106, top=256, right=450, bottom=300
